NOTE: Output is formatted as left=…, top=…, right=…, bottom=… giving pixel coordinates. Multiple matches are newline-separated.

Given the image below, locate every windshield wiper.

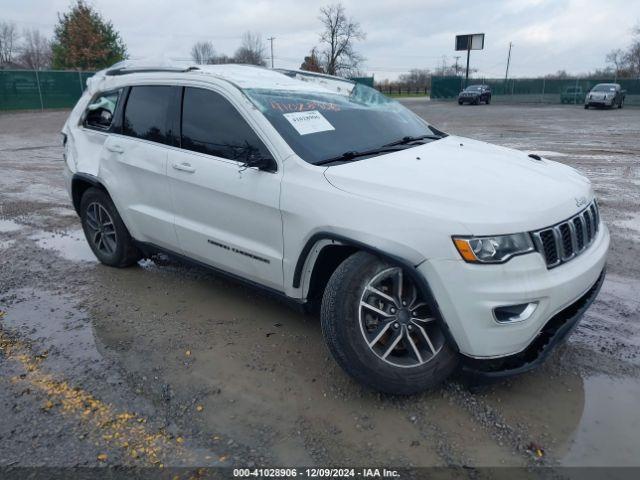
left=315, top=146, right=405, bottom=166
left=382, top=134, right=443, bottom=147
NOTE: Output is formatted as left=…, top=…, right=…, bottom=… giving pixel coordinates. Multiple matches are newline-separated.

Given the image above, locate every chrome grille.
left=532, top=201, right=600, bottom=268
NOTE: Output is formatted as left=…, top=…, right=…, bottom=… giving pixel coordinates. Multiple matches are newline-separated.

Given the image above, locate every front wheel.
left=320, top=252, right=458, bottom=394
left=80, top=187, right=141, bottom=267
left=619, top=98, right=624, bottom=109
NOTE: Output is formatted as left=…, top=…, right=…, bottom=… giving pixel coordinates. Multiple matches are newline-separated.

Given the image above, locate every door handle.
left=106, top=144, right=124, bottom=154
left=172, top=162, right=196, bottom=173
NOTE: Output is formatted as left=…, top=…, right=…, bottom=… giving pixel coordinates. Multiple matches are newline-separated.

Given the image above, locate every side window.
left=85, top=89, right=121, bottom=130
left=181, top=87, right=270, bottom=161
left=123, top=86, right=173, bottom=145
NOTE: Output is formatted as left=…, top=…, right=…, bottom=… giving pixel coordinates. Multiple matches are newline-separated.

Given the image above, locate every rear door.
left=101, top=85, right=179, bottom=249
left=167, top=86, right=284, bottom=291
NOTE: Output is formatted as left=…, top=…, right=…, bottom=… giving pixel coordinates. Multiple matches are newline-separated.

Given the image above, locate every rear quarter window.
left=84, top=89, right=121, bottom=130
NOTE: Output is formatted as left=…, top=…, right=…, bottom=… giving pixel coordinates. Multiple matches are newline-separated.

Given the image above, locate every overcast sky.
left=3, top=0, right=640, bottom=79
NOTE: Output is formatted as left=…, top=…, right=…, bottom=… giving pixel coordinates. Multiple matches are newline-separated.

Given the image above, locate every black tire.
left=320, top=252, right=458, bottom=395
left=619, top=98, right=624, bottom=109
left=458, top=100, right=463, bottom=105
left=486, top=96, right=491, bottom=105
left=584, top=104, right=589, bottom=109
left=80, top=187, right=141, bottom=267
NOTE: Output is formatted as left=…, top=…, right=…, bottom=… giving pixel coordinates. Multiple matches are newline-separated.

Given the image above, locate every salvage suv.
left=62, top=63, right=609, bottom=394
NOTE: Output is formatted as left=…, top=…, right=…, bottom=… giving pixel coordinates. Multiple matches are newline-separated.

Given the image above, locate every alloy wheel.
left=358, top=267, right=445, bottom=368
left=85, top=202, right=118, bottom=255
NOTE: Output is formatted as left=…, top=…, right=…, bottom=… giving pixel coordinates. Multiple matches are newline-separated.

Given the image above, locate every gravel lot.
left=1, top=101, right=639, bottom=471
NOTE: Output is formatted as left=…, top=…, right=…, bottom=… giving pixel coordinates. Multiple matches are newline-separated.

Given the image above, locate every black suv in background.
left=458, top=85, right=492, bottom=105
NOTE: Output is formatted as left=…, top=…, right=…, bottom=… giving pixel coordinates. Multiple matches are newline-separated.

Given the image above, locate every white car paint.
left=63, top=64, right=609, bottom=360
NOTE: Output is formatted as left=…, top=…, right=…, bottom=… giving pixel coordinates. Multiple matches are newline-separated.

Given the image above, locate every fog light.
left=493, top=302, right=538, bottom=324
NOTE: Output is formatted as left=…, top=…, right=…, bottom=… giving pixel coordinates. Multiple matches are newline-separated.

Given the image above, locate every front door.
left=167, top=87, right=284, bottom=291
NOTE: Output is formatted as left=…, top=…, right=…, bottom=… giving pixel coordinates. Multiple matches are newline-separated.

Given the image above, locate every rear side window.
left=181, top=87, right=270, bottom=161
left=123, top=86, right=173, bottom=144
left=85, top=89, right=121, bottom=130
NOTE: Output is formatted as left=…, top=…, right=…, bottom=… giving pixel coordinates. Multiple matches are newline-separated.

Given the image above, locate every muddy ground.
left=0, top=102, right=639, bottom=473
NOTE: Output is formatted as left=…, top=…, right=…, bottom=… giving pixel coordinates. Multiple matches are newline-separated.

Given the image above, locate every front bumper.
left=461, top=267, right=605, bottom=379
left=586, top=99, right=613, bottom=107
left=458, top=96, right=479, bottom=103
left=418, top=223, right=609, bottom=358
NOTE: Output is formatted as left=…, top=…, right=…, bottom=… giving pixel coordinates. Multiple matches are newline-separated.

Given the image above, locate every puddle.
left=1, top=289, right=102, bottom=369
left=29, top=229, right=97, bottom=263
left=561, top=375, right=640, bottom=466
left=0, top=218, right=22, bottom=233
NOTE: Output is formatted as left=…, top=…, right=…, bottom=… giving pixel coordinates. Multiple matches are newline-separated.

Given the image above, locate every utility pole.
left=504, top=42, right=513, bottom=84
left=454, top=55, right=460, bottom=76
left=268, top=37, right=275, bottom=69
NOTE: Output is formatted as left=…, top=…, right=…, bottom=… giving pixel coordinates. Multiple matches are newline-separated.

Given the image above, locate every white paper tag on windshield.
left=283, top=110, right=335, bottom=135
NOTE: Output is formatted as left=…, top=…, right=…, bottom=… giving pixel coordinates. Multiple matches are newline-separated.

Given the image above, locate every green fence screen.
left=0, top=69, right=95, bottom=111
left=432, top=75, right=640, bottom=105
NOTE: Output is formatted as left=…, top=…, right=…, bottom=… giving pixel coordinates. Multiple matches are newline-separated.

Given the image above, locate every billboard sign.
left=455, top=33, right=485, bottom=51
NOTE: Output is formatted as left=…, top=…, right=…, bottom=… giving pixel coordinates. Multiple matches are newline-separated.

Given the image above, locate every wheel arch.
left=71, top=172, right=111, bottom=215
left=294, top=233, right=460, bottom=352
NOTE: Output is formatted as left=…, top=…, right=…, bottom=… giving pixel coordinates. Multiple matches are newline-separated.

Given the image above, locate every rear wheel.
left=320, top=252, right=458, bottom=394
left=584, top=104, right=589, bottom=109
left=80, top=187, right=141, bottom=267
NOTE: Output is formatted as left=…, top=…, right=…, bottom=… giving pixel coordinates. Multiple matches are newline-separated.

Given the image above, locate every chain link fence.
left=432, top=76, right=640, bottom=105
left=0, top=69, right=96, bottom=111
left=3, top=70, right=639, bottom=110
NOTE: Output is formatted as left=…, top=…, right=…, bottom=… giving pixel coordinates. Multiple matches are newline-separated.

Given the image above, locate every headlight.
left=452, top=233, right=534, bottom=264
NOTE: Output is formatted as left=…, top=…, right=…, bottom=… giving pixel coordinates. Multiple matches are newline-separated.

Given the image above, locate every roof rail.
left=105, top=66, right=199, bottom=76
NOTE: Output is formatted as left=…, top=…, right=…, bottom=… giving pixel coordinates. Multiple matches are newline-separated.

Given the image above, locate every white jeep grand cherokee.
left=62, top=63, right=609, bottom=394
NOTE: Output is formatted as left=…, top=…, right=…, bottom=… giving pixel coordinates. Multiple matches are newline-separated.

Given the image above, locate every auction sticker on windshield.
left=283, top=110, right=335, bottom=135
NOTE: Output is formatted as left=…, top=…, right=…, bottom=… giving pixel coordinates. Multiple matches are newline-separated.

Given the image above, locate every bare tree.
left=606, top=48, right=625, bottom=79
left=18, top=28, right=52, bottom=69
left=191, top=40, right=216, bottom=64
left=317, top=3, right=365, bottom=76
left=625, top=24, right=640, bottom=78
left=0, top=21, right=20, bottom=65
left=234, top=31, right=266, bottom=66
left=398, top=69, right=431, bottom=90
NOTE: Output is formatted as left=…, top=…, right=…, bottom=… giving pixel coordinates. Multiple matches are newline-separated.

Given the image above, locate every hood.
left=323, top=136, right=593, bottom=235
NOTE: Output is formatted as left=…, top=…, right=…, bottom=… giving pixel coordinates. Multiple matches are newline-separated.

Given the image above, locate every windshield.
left=244, top=83, right=440, bottom=165
left=593, top=84, right=616, bottom=92
left=465, top=86, right=483, bottom=92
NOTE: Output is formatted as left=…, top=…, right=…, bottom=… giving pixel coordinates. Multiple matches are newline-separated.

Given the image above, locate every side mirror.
left=240, top=155, right=276, bottom=173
